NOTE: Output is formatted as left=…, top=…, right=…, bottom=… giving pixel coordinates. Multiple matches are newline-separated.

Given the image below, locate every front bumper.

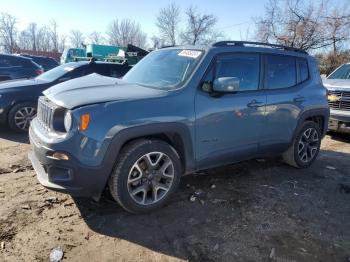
left=328, top=109, right=350, bottom=134
left=28, top=125, right=112, bottom=200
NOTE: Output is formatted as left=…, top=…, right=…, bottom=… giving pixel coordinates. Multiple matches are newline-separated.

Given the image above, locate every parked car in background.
left=28, top=41, right=329, bottom=213
left=0, top=54, right=43, bottom=81
left=323, top=63, right=350, bottom=134
left=20, top=54, right=59, bottom=71
left=0, top=61, right=131, bottom=132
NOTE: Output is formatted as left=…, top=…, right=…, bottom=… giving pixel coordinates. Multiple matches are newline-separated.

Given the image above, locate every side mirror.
left=213, top=77, right=240, bottom=93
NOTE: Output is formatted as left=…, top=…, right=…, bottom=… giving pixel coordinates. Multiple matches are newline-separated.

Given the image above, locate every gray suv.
left=29, top=41, right=329, bottom=213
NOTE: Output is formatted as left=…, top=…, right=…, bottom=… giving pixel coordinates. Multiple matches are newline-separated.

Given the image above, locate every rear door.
left=195, top=52, right=266, bottom=169
left=260, top=54, right=309, bottom=152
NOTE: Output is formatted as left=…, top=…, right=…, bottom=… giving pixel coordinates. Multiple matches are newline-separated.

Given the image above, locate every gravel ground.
left=0, top=127, right=349, bottom=262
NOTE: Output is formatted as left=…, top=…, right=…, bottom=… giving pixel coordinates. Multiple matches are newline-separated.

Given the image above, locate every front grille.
left=37, top=96, right=58, bottom=131
left=328, top=90, right=350, bottom=111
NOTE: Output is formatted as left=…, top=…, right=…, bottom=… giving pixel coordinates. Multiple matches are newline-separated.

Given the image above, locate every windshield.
left=123, top=49, right=203, bottom=89
left=328, top=64, right=350, bottom=79
left=36, top=63, right=77, bottom=82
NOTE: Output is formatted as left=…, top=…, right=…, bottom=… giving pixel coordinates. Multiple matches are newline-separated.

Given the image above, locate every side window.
left=12, top=57, right=29, bottom=67
left=216, top=53, right=260, bottom=91
left=94, top=64, right=109, bottom=76
left=297, top=58, right=309, bottom=83
left=0, top=57, right=11, bottom=67
left=59, top=67, right=85, bottom=81
left=110, top=65, right=130, bottom=78
left=201, top=65, right=214, bottom=92
left=265, top=55, right=296, bottom=89
left=6, top=56, right=20, bottom=66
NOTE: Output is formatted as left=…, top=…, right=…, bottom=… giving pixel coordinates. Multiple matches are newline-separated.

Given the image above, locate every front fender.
left=101, top=122, right=196, bottom=176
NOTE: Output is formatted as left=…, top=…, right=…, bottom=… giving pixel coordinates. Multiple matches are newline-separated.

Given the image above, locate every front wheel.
left=108, top=139, right=182, bottom=213
left=8, top=102, right=37, bottom=132
left=283, top=121, right=322, bottom=168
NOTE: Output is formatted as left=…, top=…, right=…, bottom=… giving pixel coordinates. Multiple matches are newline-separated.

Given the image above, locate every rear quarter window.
left=18, top=57, right=37, bottom=68
left=297, top=58, right=309, bottom=83
left=265, top=55, right=296, bottom=89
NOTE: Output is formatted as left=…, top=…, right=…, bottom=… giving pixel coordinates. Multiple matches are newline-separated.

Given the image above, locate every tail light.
left=36, top=69, right=44, bottom=75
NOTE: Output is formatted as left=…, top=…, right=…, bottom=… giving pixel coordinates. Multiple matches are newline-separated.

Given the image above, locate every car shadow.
left=0, top=127, right=29, bottom=144
left=73, top=160, right=264, bottom=261
left=327, top=131, right=350, bottom=143
left=73, top=150, right=350, bottom=261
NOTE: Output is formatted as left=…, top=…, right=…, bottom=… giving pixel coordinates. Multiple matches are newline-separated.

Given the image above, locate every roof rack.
left=212, top=41, right=307, bottom=54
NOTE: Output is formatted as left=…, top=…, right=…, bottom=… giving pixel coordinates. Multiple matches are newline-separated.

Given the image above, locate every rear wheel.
left=283, top=121, right=321, bottom=168
left=108, top=139, right=182, bottom=213
left=8, top=102, right=37, bottom=133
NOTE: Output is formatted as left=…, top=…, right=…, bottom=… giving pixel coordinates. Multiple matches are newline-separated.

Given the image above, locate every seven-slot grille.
left=37, top=96, right=58, bottom=130
left=328, top=90, right=350, bottom=111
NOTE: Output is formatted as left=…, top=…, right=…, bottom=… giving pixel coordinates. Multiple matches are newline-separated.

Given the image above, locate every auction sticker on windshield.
left=178, top=50, right=202, bottom=59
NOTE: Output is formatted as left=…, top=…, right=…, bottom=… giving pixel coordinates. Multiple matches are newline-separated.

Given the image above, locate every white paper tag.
left=178, top=50, right=202, bottom=59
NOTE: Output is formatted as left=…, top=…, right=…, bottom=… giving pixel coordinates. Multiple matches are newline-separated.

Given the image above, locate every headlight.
left=64, top=111, right=72, bottom=132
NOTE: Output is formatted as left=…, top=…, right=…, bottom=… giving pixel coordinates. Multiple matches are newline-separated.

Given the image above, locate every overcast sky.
left=1, top=0, right=348, bottom=45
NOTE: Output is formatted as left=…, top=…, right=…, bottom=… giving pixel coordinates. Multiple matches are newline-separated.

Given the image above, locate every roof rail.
left=160, top=45, right=176, bottom=49
left=212, top=41, right=307, bottom=54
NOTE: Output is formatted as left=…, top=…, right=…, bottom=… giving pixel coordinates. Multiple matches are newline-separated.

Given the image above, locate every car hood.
left=0, top=78, right=48, bottom=90
left=43, top=73, right=166, bottom=109
left=323, top=79, right=350, bottom=91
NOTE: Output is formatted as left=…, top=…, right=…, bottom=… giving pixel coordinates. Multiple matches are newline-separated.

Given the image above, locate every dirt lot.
left=0, top=128, right=349, bottom=262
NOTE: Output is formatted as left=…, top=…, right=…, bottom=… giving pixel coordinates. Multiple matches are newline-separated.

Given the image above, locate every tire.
left=283, top=121, right=322, bottom=168
left=108, top=139, right=182, bottom=213
left=8, top=102, right=37, bottom=133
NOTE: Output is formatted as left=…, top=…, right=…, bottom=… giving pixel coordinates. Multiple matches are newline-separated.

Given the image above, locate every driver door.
left=195, top=53, right=266, bottom=169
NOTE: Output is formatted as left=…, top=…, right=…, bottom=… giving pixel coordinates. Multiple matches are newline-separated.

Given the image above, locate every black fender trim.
left=101, top=122, right=196, bottom=178
left=291, top=108, right=330, bottom=144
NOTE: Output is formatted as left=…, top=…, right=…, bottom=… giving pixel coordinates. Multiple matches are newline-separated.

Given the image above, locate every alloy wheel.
left=14, top=107, right=36, bottom=131
left=297, top=127, right=319, bottom=163
left=127, top=152, right=175, bottom=205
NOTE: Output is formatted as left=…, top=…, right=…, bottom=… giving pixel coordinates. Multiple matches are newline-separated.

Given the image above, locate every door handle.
left=293, top=96, right=305, bottom=103
left=247, top=100, right=265, bottom=108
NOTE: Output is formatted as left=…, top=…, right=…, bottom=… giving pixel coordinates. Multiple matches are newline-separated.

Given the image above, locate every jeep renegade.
left=29, top=41, right=329, bottom=213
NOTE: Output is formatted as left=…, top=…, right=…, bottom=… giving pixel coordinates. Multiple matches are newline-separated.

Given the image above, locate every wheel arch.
left=291, top=108, right=330, bottom=144
left=103, top=123, right=196, bottom=176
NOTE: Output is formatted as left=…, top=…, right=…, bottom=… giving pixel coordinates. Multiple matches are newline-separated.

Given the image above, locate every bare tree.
left=253, top=0, right=347, bottom=51
left=88, top=31, right=104, bottom=44
left=58, top=34, right=67, bottom=53
left=27, top=23, right=38, bottom=51
left=17, top=30, right=30, bottom=50
left=37, top=26, right=53, bottom=51
left=156, top=2, right=180, bottom=45
left=133, top=31, right=147, bottom=49
left=150, top=35, right=166, bottom=49
left=324, top=6, right=350, bottom=54
left=70, top=29, right=84, bottom=48
left=106, top=18, right=147, bottom=47
left=181, top=6, right=220, bottom=45
left=0, top=13, right=17, bottom=53
left=49, top=20, right=59, bottom=51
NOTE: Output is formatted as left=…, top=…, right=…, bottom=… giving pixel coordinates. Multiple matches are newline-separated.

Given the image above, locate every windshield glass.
left=36, top=63, right=77, bottom=82
left=123, top=49, right=203, bottom=89
left=328, top=64, right=350, bottom=79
